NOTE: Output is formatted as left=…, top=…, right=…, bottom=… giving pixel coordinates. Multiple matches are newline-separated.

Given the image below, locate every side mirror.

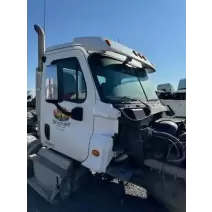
left=45, top=65, right=59, bottom=102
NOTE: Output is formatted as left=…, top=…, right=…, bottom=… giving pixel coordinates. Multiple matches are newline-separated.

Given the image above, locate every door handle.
left=44, top=124, right=50, bottom=140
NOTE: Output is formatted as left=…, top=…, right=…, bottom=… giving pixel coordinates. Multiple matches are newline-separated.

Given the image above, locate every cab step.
left=27, top=176, right=59, bottom=204
left=28, top=147, right=92, bottom=204
left=27, top=147, right=74, bottom=203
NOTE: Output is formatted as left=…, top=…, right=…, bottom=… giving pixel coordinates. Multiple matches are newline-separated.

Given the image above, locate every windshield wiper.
left=151, top=98, right=175, bottom=116
left=123, top=57, right=132, bottom=66
left=107, top=96, right=150, bottom=109
left=121, top=96, right=151, bottom=109
left=148, top=98, right=160, bottom=102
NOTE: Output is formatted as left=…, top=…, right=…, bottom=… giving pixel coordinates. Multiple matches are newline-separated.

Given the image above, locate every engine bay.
left=112, top=102, right=186, bottom=178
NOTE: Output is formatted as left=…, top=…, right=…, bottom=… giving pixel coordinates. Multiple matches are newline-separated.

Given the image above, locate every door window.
left=52, top=57, right=87, bottom=103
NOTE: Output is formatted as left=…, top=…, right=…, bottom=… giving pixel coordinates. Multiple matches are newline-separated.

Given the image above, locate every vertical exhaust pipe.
left=34, top=25, right=45, bottom=138
left=34, top=25, right=45, bottom=72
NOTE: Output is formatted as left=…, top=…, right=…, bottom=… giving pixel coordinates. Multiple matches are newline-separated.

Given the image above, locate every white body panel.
left=82, top=134, right=114, bottom=173
left=82, top=101, right=120, bottom=173
left=46, top=37, right=155, bottom=73
left=41, top=48, right=96, bottom=162
left=40, top=46, right=119, bottom=172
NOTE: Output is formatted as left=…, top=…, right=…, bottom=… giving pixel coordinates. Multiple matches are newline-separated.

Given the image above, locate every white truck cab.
left=178, top=78, right=186, bottom=90
left=41, top=36, right=160, bottom=173
left=156, top=79, right=186, bottom=117
left=157, top=83, right=175, bottom=93
left=28, top=26, right=186, bottom=212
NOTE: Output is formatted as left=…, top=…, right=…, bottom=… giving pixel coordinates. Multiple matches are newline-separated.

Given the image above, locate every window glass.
left=97, top=75, right=106, bottom=85
left=89, top=54, right=158, bottom=102
left=52, top=58, right=87, bottom=103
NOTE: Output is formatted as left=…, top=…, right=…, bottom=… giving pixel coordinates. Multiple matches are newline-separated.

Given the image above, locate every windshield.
left=89, top=54, right=158, bottom=103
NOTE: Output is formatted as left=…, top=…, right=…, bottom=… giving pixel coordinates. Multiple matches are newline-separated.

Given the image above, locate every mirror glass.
left=45, top=65, right=59, bottom=101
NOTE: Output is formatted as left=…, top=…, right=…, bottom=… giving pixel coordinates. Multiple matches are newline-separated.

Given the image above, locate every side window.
left=97, top=75, right=106, bottom=85
left=52, top=57, right=87, bottom=103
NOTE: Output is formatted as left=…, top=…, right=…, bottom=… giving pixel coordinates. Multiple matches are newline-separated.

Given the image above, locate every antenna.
left=44, top=0, right=47, bottom=33
left=118, top=38, right=120, bottom=43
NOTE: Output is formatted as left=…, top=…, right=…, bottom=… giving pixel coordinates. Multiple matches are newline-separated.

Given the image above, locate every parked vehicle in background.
left=156, top=79, right=186, bottom=117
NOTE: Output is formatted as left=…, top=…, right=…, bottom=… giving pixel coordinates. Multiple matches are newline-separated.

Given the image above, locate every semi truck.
left=27, top=25, right=186, bottom=212
left=156, top=79, right=186, bottom=117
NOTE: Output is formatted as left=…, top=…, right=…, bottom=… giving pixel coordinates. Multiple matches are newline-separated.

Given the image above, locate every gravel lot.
left=27, top=180, right=168, bottom=212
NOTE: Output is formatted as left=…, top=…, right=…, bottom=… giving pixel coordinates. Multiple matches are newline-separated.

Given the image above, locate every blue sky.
left=27, top=0, right=185, bottom=90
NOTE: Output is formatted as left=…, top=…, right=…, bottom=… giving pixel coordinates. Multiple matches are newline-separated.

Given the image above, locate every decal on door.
left=52, top=107, right=71, bottom=131
left=53, top=108, right=71, bottom=121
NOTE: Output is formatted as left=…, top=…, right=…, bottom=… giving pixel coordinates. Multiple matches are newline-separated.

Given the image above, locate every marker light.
left=92, top=150, right=100, bottom=157
left=132, top=50, right=138, bottom=56
left=138, top=53, right=147, bottom=61
left=105, top=40, right=111, bottom=46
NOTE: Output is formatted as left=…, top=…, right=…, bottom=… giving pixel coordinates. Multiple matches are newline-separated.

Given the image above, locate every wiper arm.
left=123, top=57, right=132, bottom=66
left=153, top=98, right=175, bottom=116
left=148, top=98, right=160, bottom=102
left=122, top=96, right=151, bottom=109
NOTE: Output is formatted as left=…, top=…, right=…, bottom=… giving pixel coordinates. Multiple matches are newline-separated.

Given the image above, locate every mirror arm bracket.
left=53, top=103, right=83, bottom=121
left=54, top=103, right=72, bottom=116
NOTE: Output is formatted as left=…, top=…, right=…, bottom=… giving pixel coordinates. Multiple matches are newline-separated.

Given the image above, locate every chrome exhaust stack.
left=34, top=25, right=45, bottom=137
left=34, top=25, right=45, bottom=71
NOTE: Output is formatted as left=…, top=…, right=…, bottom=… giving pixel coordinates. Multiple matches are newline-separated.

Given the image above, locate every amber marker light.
left=105, top=39, right=111, bottom=46
left=133, top=50, right=138, bottom=56
left=92, top=150, right=100, bottom=157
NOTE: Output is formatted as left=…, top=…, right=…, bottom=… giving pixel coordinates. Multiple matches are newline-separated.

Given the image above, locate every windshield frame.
left=88, top=53, right=157, bottom=104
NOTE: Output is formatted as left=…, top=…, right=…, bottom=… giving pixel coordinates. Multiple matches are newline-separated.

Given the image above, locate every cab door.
left=41, top=49, right=95, bottom=162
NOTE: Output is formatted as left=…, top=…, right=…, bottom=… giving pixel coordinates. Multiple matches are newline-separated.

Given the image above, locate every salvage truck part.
left=27, top=25, right=186, bottom=212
